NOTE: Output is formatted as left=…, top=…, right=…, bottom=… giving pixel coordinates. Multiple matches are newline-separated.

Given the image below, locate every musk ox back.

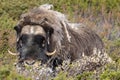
left=10, top=4, right=112, bottom=71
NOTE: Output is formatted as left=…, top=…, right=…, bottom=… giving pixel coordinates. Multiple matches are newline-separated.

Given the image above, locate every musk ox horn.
left=8, top=50, right=19, bottom=56
left=46, top=49, right=56, bottom=56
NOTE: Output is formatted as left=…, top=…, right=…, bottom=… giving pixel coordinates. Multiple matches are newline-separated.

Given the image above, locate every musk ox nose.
left=20, top=45, right=40, bottom=60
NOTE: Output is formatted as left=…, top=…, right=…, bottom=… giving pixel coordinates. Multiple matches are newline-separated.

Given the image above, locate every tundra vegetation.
left=0, top=0, right=120, bottom=80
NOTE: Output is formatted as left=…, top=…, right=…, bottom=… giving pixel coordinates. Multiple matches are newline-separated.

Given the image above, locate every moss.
left=100, top=70, right=120, bottom=80
left=54, top=72, right=74, bottom=80
left=114, top=38, right=120, bottom=47
left=0, top=69, right=10, bottom=79
left=98, top=62, right=120, bottom=80
left=0, top=65, right=31, bottom=80
left=75, top=72, right=93, bottom=80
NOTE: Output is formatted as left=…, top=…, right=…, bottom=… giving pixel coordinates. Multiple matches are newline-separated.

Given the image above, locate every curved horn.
left=8, top=50, right=19, bottom=56
left=46, top=49, right=56, bottom=56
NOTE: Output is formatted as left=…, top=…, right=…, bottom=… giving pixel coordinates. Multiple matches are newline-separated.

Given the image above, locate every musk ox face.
left=14, top=24, right=56, bottom=65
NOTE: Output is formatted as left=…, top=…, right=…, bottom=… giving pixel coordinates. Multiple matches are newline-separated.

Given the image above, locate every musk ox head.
left=10, top=7, right=65, bottom=66
left=14, top=24, right=55, bottom=65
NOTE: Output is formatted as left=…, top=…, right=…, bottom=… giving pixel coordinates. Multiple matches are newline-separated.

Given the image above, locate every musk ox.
left=9, top=4, right=111, bottom=70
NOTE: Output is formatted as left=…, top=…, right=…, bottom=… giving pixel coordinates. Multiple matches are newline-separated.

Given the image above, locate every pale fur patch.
left=81, top=47, right=113, bottom=63
left=30, top=26, right=34, bottom=34
left=21, top=25, right=46, bottom=36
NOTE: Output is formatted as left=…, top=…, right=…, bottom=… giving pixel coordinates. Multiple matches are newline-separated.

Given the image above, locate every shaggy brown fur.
left=15, top=5, right=104, bottom=68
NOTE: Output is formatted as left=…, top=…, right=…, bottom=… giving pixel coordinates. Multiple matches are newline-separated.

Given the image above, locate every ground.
left=0, top=0, right=120, bottom=80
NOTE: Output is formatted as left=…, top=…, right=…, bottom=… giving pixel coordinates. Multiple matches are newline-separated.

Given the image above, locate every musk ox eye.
left=20, top=34, right=28, bottom=44
left=34, top=35, right=45, bottom=45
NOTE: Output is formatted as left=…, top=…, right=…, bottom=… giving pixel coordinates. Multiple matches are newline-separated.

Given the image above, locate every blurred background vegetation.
left=0, top=0, right=120, bottom=80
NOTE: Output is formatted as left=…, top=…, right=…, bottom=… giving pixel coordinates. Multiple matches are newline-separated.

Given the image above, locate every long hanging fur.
left=17, top=4, right=108, bottom=64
